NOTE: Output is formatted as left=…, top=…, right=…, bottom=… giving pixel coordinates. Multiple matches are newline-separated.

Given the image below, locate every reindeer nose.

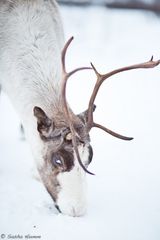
left=69, top=207, right=86, bottom=217
left=58, top=204, right=87, bottom=217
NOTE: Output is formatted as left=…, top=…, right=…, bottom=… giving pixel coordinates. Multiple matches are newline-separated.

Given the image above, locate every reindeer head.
left=33, top=104, right=93, bottom=216
left=34, top=37, right=160, bottom=217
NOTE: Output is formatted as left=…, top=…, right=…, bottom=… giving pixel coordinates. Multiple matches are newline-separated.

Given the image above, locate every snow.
left=0, top=5, right=160, bottom=240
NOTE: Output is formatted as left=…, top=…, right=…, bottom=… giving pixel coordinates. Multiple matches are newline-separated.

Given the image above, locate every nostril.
left=55, top=204, right=61, bottom=213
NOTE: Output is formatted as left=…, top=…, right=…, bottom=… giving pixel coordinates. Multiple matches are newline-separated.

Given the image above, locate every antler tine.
left=62, top=36, right=92, bottom=75
left=87, top=57, right=160, bottom=139
left=61, top=36, right=92, bottom=113
left=61, top=37, right=94, bottom=175
left=62, top=36, right=74, bottom=73
left=61, top=37, right=92, bottom=110
left=93, top=123, right=133, bottom=141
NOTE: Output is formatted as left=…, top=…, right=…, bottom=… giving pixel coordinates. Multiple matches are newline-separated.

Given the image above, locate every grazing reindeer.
left=0, top=0, right=159, bottom=217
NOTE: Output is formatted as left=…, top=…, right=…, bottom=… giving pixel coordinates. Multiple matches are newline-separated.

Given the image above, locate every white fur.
left=0, top=0, right=64, bottom=166
left=0, top=0, right=90, bottom=217
left=57, top=145, right=89, bottom=217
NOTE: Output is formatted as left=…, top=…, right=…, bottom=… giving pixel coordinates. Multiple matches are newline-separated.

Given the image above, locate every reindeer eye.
left=55, top=159, right=62, bottom=165
left=52, top=155, right=63, bottom=167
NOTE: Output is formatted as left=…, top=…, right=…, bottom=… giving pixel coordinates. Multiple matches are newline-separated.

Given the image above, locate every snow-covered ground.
left=0, top=5, right=160, bottom=240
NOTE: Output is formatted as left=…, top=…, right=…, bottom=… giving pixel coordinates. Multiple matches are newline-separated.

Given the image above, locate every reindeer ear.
left=33, top=106, right=52, bottom=136
left=78, top=104, right=96, bottom=124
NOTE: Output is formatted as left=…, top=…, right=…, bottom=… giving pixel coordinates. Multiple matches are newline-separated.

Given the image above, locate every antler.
left=61, top=37, right=94, bottom=175
left=61, top=37, right=160, bottom=175
left=87, top=57, right=160, bottom=139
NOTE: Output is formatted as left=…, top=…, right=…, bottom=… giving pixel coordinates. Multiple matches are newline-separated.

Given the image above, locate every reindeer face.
left=34, top=106, right=93, bottom=217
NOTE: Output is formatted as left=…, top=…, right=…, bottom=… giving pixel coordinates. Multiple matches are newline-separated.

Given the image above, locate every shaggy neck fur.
left=0, top=0, right=66, bottom=151
left=0, top=0, right=64, bottom=119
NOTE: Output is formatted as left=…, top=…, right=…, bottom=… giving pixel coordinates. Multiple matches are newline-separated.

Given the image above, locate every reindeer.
left=0, top=0, right=159, bottom=217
